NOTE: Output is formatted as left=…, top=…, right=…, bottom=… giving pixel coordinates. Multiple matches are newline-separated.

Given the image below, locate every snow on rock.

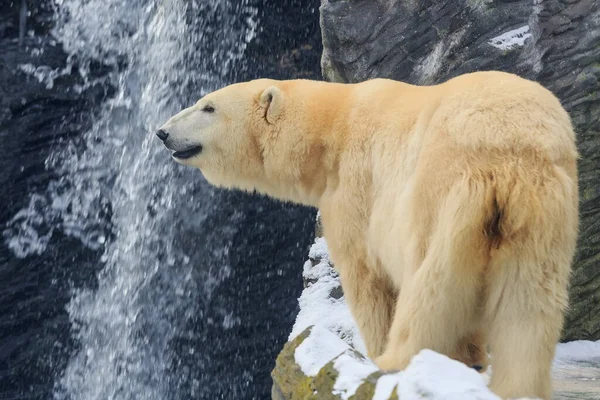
left=488, top=25, right=531, bottom=50
left=289, top=236, right=600, bottom=399
left=552, top=339, right=600, bottom=399
left=373, top=372, right=403, bottom=400
left=295, top=325, right=349, bottom=376
left=332, top=350, right=378, bottom=399
left=290, top=237, right=503, bottom=399
left=289, top=237, right=366, bottom=354
left=293, top=321, right=502, bottom=400
left=555, top=339, right=600, bottom=363
left=396, top=350, right=500, bottom=400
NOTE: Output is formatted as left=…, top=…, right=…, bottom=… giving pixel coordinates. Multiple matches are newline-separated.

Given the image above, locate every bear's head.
left=156, top=79, right=329, bottom=204
left=156, top=79, right=286, bottom=190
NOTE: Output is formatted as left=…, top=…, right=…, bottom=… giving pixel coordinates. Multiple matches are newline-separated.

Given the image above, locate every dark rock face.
left=320, top=0, right=600, bottom=341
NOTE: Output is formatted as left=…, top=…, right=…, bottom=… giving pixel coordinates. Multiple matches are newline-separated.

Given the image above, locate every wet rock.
left=319, top=0, right=600, bottom=341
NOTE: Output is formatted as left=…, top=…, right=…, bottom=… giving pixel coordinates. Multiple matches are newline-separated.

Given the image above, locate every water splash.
left=4, top=0, right=257, bottom=399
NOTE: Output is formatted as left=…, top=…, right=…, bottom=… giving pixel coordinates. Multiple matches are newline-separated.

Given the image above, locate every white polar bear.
left=157, top=71, right=579, bottom=400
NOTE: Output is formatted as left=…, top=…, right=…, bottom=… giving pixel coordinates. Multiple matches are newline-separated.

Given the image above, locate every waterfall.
left=5, top=1, right=258, bottom=399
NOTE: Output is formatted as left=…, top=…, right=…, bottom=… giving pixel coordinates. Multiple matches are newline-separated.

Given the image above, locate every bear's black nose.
left=156, top=129, right=168, bottom=141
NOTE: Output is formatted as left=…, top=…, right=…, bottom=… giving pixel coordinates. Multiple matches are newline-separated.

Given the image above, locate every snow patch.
left=373, top=372, right=402, bottom=400
left=307, top=236, right=330, bottom=267
left=333, top=351, right=379, bottom=399
left=488, top=25, right=531, bottom=50
left=289, top=237, right=366, bottom=353
left=555, top=340, right=600, bottom=363
left=296, top=324, right=502, bottom=400
left=396, top=350, right=500, bottom=400
left=295, top=326, right=349, bottom=376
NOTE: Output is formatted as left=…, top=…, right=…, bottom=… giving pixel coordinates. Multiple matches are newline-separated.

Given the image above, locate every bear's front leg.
left=338, top=261, right=396, bottom=359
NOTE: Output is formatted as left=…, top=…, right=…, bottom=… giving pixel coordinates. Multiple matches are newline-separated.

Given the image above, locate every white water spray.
left=4, top=1, right=257, bottom=399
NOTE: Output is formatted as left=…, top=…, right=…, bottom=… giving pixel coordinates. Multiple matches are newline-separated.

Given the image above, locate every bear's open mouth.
left=172, top=145, right=203, bottom=160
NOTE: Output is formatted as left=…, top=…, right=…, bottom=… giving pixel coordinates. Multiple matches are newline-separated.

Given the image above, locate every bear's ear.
left=259, top=86, right=284, bottom=124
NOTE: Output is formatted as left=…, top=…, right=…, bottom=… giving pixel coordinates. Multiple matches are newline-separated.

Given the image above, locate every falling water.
left=5, top=0, right=259, bottom=398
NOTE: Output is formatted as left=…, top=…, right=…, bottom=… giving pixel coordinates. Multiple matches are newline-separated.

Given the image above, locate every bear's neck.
left=257, top=78, right=429, bottom=208
left=259, top=81, right=365, bottom=207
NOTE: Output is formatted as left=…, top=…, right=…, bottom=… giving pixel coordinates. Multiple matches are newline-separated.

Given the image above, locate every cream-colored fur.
left=158, top=71, right=579, bottom=400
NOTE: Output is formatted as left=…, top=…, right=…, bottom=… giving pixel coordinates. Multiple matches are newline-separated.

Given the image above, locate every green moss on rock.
left=271, top=328, right=317, bottom=400
left=272, top=326, right=403, bottom=400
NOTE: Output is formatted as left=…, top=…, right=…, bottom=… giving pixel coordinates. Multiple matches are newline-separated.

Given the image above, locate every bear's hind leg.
left=484, top=252, right=567, bottom=400
left=375, top=178, right=489, bottom=371
left=485, top=242, right=570, bottom=400
left=375, top=241, right=486, bottom=371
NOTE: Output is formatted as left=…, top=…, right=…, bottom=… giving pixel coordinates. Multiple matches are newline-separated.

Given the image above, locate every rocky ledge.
left=271, top=230, right=600, bottom=399
left=271, top=235, right=500, bottom=400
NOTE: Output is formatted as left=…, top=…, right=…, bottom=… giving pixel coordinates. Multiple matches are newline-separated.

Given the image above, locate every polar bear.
left=156, top=71, right=579, bottom=400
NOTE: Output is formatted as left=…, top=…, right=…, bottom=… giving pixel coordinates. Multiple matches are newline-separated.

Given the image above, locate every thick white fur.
left=159, top=71, right=579, bottom=400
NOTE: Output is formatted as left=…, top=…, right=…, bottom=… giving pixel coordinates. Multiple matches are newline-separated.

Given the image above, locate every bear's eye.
left=202, top=105, right=215, bottom=113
